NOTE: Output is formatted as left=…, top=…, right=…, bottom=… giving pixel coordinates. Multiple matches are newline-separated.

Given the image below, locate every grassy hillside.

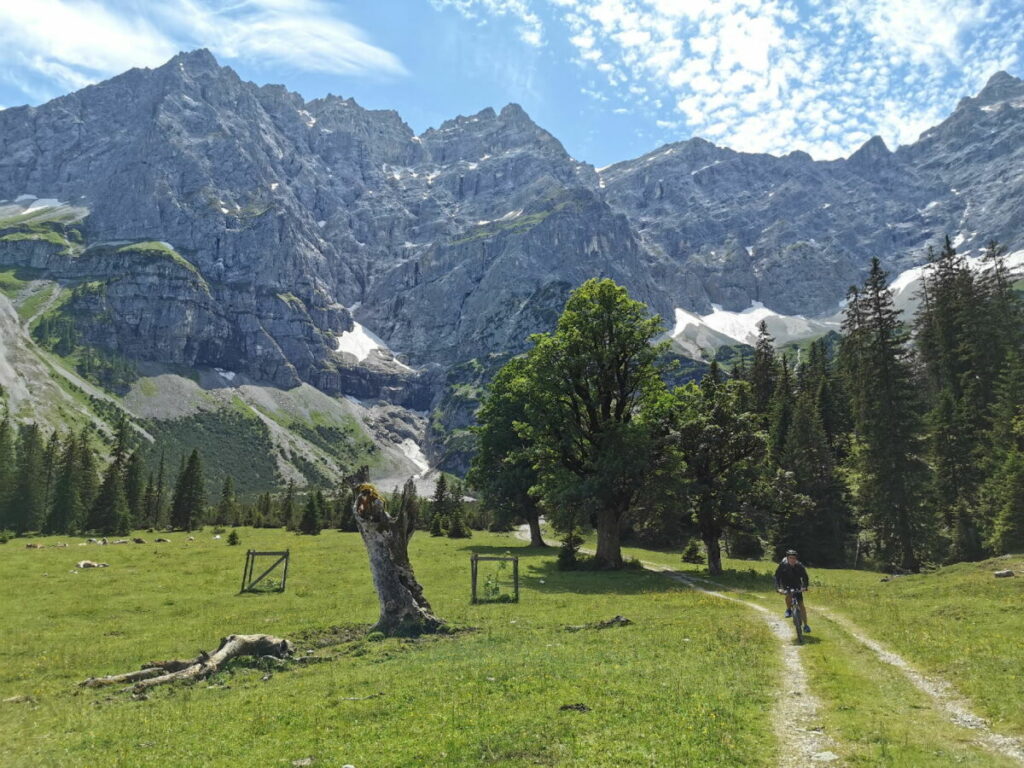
left=0, top=531, right=778, bottom=767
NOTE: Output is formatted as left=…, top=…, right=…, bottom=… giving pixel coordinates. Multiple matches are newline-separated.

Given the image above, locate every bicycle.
left=780, top=587, right=806, bottom=643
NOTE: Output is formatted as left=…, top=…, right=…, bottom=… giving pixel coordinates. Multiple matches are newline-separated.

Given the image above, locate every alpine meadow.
left=2, top=4, right=1024, bottom=767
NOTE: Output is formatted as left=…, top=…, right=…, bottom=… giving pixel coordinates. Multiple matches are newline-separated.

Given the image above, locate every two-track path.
left=514, top=528, right=840, bottom=766
left=516, top=527, right=1024, bottom=766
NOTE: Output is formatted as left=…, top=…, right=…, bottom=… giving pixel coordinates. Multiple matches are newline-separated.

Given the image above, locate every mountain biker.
left=774, top=549, right=811, bottom=634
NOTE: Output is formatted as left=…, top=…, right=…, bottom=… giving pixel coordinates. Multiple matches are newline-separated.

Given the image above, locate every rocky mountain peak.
left=847, top=135, right=893, bottom=169
left=165, top=48, right=223, bottom=76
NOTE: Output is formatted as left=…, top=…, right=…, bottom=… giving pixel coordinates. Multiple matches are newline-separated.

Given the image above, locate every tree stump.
left=353, top=483, right=444, bottom=636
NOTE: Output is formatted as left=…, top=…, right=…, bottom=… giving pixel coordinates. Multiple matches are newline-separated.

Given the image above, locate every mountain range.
left=2, top=50, right=1023, bottom=488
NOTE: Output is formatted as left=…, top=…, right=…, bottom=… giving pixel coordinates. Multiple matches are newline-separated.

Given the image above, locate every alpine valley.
left=2, top=50, right=1023, bottom=490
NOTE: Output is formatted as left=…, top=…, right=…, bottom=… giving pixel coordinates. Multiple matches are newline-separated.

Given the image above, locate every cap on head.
left=785, top=549, right=798, bottom=556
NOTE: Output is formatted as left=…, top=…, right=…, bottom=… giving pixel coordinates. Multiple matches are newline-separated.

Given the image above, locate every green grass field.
left=612, top=541, right=1024, bottom=766
left=0, top=530, right=779, bottom=767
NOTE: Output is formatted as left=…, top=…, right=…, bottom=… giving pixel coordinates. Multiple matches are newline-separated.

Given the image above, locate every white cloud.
left=433, top=0, right=1022, bottom=159
left=431, top=0, right=545, bottom=46
left=0, top=0, right=407, bottom=102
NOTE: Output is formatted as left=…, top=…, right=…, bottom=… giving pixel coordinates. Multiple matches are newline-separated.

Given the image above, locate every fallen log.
left=80, top=634, right=294, bottom=692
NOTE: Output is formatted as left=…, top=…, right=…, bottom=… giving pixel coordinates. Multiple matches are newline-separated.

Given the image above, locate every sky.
left=0, top=0, right=1020, bottom=167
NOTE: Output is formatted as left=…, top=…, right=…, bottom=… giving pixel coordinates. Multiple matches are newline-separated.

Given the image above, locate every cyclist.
left=774, top=549, right=811, bottom=634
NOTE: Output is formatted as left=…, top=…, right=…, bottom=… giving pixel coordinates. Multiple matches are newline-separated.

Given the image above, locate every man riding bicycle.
left=774, top=549, right=811, bottom=634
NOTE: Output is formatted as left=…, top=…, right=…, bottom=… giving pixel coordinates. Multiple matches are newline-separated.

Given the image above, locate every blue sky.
left=0, top=0, right=1021, bottom=167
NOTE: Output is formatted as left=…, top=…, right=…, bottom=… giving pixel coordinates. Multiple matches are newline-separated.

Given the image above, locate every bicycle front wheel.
left=792, top=604, right=803, bottom=643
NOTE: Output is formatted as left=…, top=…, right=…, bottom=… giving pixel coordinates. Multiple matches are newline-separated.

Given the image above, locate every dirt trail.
left=679, top=570, right=1024, bottom=765
left=817, top=607, right=1024, bottom=764
left=513, top=528, right=840, bottom=765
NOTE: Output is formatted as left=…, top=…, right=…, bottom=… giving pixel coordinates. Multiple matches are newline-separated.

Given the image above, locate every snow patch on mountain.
left=671, top=249, right=1024, bottom=360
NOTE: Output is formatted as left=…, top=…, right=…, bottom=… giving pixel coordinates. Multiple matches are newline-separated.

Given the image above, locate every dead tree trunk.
left=354, top=483, right=444, bottom=636
left=80, top=634, right=293, bottom=693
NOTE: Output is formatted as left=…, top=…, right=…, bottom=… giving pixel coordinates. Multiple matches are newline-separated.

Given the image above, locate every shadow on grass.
left=460, top=544, right=762, bottom=596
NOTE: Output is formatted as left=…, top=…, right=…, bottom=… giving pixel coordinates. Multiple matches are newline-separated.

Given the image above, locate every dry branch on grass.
left=79, top=634, right=294, bottom=693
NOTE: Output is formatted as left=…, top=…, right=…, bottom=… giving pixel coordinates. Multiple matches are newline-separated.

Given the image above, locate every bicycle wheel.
left=792, top=603, right=803, bottom=643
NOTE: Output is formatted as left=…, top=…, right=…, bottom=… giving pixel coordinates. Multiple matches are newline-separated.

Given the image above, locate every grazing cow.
left=76, top=560, right=109, bottom=568
left=25, top=543, right=43, bottom=549
left=155, top=538, right=171, bottom=543
left=187, top=536, right=195, bottom=541
left=132, top=538, right=146, bottom=544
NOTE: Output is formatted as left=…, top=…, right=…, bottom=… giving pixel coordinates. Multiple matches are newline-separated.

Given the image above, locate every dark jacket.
left=774, top=560, right=809, bottom=589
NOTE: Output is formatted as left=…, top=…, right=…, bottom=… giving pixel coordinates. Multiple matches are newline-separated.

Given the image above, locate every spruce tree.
left=430, top=475, right=450, bottom=535
left=778, top=388, right=850, bottom=566
left=46, top=437, right=82, bottom=534
left=446, top=481, right=471, bottom=538
left=123, top=452, right=145, bottom=529
left=75, top=431, right=99, bottom=518
left=281, top=479, right=297, bottom=530
left=12, top=423, right=45, bottom=534
left=0, top=409, right=16, bottom=531
left=170, top=449, right=206, bottom=531
left=840, top=258, right=929, bottom=571
left=984, top=449, right=1024, bottom=555
left=750, top=320, right=776, bottom=416
left=215, top=476, right=239, bottom=527
left=87, top=458, right=131, bottom=535
left=299, top=492, right=323, bottom=535
left=768, top=356, right=794, bottom=460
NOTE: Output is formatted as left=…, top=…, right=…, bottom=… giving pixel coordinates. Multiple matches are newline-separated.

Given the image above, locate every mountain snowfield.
left=669, top=249, right=1024, bottom=358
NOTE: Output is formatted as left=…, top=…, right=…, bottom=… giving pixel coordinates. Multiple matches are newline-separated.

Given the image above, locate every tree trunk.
left=704, top=536, right=723, bottom=575
left=354, top=485, right=444, bottom=636
left=593, top=505, right=623, bottom=569
left=526, top=511, right=547, bottom=548
left=80, top=634, right=293, bottom=693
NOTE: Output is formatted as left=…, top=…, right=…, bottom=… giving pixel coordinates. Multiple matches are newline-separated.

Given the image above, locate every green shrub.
left=227, top=531, right=240, bottom=546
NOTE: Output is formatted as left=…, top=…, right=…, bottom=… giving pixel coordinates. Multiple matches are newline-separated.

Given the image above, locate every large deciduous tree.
left=658, top=374, right=765, bottom=575
left=518, top=279, right=668, bottom=569
left=468, top=357, right=547, bottom=547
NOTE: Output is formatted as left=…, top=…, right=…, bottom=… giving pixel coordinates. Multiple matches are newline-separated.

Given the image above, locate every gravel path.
left=513, top=528, right=841, bottom=765
left=817, top=607, right=1024, bottom=764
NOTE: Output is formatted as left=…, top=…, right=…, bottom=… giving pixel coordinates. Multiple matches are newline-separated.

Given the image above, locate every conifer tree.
left=750, top=320, right=776, bottom=416
left=12, top=423, right=45, bottom=533
left=75, top=430, right=99, bottom=517
left=87, top=458, right=131, bottom=535
left=41, top=430, right=60, bottom=516
left=0, top=409, right=16, bottom=531
left=170, top=449, right=206, bottom=531
left=281, top=479, right=297, bottom=530
left=152, top=451, right=167, bottom=528
left=215, top=476, right=239, bottom=526
left=141, top=472, right=158, bottom=529
left=430, top=474, right=450, bottom=535
left=46, top=437, right=82, bottom=534
left=840, top=259, right=929, bottom=571
left=768, top=356, right=794, bottom=460
left=446, top=481, right=471, bottom=538
left=983, top=448, right=1024, bottom=555
left=299, top=491, right=323, bottom=535
left=778, top=388, right=850, bottom=565
left=123, top=451, right=145, bottom=529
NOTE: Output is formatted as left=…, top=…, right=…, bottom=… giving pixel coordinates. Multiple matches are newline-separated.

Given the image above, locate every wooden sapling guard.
left=240, top=549, right=290, bottom=593
left=471, top=553, right=519, bottom=604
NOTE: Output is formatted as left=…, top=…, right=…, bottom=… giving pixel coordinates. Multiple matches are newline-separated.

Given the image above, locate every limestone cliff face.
left=1, top=53, right=1023, bottom=412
